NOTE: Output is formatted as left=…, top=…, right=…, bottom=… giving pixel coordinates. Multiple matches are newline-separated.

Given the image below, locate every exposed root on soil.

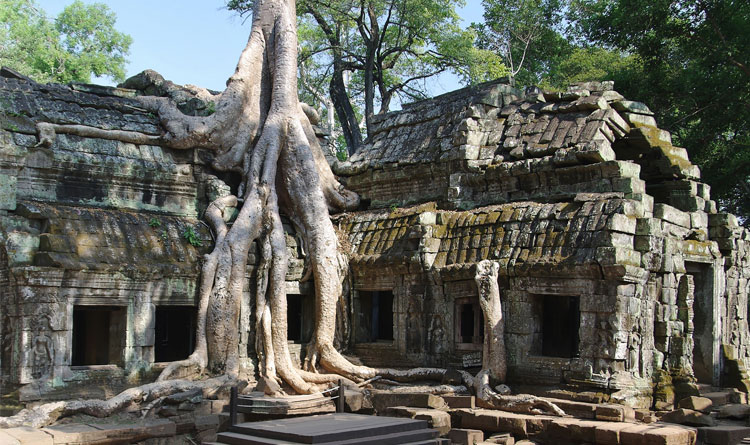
left=0, top=376, right=233, bottom=429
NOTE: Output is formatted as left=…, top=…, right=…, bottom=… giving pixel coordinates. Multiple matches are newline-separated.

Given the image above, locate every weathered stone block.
left=608, top=214, right=637, bottom=234
left=654, top=204, right=691, bottom=228
left=448, top=428, right=484, bottom=445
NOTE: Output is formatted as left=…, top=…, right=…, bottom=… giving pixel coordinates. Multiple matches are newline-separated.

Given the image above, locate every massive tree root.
left=0, top=377, right=232, bottom=429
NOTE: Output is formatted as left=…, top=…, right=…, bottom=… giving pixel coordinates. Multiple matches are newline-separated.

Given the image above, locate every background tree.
left=472, top=0, right=570, bottom=86
left=0, top=0, right=131, bottom=84
left=228, top=0, right=504, bottom=153
left=570, top=0, right=750, bottom=222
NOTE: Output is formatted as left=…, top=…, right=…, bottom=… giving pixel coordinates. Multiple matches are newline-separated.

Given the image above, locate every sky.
left=36, top=0, right=485, bottom=96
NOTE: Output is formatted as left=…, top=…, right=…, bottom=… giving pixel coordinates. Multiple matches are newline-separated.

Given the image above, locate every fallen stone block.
left=42, top=423, right=115, bottom=444
left=596, top=403, right=636, bottom=422
left=485, top=432, right=514, bottom=444
left=660, top=408, right=716, bottom=427
left=619, top=423, right=697, bottom=445
left=452, top=408, right=553, bottom=439
left=386, top=406, right=451, bottom=436
left=194, top=414, right=220, bottom=431
left=443, top=395, right=476, bottom=409
left=595, top=422, right=635, bottom=445
left=717, top=403, right=750, bottom=419
left=0, top=431, right=20, bottom=445
left=543, top=397, right=596, bottom=419
left=697, top=425, right=750, bottom=445
left=448, top=428, right=483, bottom=445
left=2, top=427, right=52, bottom=445
left=372, top=392, right=447, bottom=413
left=676, top=396, right=712, bottom=413
left=545, top=418, right=598, bottom=443
left=88, top=419, right=176, bottom=442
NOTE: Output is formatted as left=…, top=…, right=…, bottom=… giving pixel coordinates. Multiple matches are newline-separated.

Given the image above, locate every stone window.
left=155, top=306, right=197, bottom=363
left=355, top=290, right=394, bottom=343
left=531, top=295, right=580, bottom=358
left=454, top=297, right=484, bottom=350
left=71, top=306, right=126, bottom=367
left=287, top=294, right=313, bottom=343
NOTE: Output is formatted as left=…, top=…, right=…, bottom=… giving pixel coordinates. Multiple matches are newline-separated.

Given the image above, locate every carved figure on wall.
left=429, top=315, right=445, bottom=356
left=31, top=312, right=54, bottom=380
left=406, top=298, right=422, bottom=353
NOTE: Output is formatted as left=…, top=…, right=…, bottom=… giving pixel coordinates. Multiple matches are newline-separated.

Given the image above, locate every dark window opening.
left=72, top=306, right=126, bottom=366
left=356, top=290, right=394, bottom=342
left=540, top=295, right=580, bottom=358
left=155, top=306, right=197, bottom=362
left=287, top=294, right=313, bottom=343
left=455, top=298, right=484, bottom=349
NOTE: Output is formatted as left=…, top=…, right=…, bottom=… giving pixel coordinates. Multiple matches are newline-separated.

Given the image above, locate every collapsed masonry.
left=0, top=68, right=749, bottom=410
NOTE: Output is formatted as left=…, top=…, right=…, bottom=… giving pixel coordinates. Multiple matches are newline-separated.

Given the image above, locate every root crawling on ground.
left=0, top=377, right=232, bottom=429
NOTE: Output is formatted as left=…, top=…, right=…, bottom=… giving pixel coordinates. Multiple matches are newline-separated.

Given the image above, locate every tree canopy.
left=570, top=0, right=750, bottom=222
left=0, top=0, right=131, bottom=84
left=228, top=0, right=504, bottom=153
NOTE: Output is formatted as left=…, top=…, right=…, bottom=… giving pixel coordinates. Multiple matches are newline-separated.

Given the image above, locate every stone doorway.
left=687, top=261, right=720, bottom=385
left=155, top=306, right=197, bottom=363
left=355, top=290, right=394, bottom=343
left=71, top=306, right=126, bottom=367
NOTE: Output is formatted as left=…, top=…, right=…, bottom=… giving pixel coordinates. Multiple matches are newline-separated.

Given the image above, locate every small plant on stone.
left=206, top=101, right=216, bottom=115
left=148, top=217, right=161, bottom=228
left=182, top=226, right=203, bottom=247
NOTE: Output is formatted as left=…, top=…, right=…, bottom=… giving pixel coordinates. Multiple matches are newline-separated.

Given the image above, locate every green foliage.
left=473, top=0, right=570, bottom=86
left=182, top=226, right=203, bottom=247
left=205, top=101, right=216, bottom=115
left=570, top=0, right=750, bottom=222
left=148, top=217, right=161, bottom=228
left=0, top=0, right=131, bottom=84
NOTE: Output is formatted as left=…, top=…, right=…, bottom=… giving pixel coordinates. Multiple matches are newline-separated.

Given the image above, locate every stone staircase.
left=206, top=413, right=449, bottom=445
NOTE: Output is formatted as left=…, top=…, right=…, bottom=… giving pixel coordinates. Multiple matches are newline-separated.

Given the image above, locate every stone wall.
left=0, top=71, right=217, bottom=402
left=336, top=79, right=750, bottom=407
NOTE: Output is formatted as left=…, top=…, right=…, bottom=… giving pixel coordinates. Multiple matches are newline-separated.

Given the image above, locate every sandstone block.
left=717, top=403, right=750, bottom=419
left=676, top=396, right=712, bottom=413
left=448, top=428, right=484, bottom=445
left=0, top=431, right=20, bottom=445
left=697, top=425, right=750, bottom=445
left=660, top=408, right=716, bottom=427
left=2, top=427, right=53, bottom=445
left=386, top=406, right=451, bottom=436
left=442, top=395, right=475, bottom=409
left=595, top=422, right=634, bottom=445
left=372, top=392, right=447, bottom=413
left=620, top=423, right=696, bottom=445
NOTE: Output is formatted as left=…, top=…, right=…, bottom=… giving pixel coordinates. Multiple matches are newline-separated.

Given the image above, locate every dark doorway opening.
left=155, top=306, right=197, bottom=362
left=287, top=294, right=313, bottom=343
left=356, top=290, right=394, bottom=342
left=71, top=306, right=126, bottom=366
left=687, top=262, right=716, bottom=384
left=541, top=295, right=580, bottom=358
left=455, top=298, right=484, bottom=348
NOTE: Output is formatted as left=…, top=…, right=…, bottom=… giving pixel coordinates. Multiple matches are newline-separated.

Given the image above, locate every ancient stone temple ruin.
left=1, top=67, right=749, bottom=410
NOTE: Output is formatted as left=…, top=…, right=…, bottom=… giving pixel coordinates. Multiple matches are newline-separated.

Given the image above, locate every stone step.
left=452, top=408, right=696, bottom=444
left=385, top=406, right=451, bottom=435
left=230, top=413, right=431, bottom=444
left=697, top=426, right=750, bottom=445
left=371, top=392, right=448, bottom=413
left=543, top=397, right=635, bottom=422
left=217, top=427, right=439, bottom=445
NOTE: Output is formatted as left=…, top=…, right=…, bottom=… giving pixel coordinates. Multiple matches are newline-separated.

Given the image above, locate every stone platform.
left=210, top=413, right=449, bottom=445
